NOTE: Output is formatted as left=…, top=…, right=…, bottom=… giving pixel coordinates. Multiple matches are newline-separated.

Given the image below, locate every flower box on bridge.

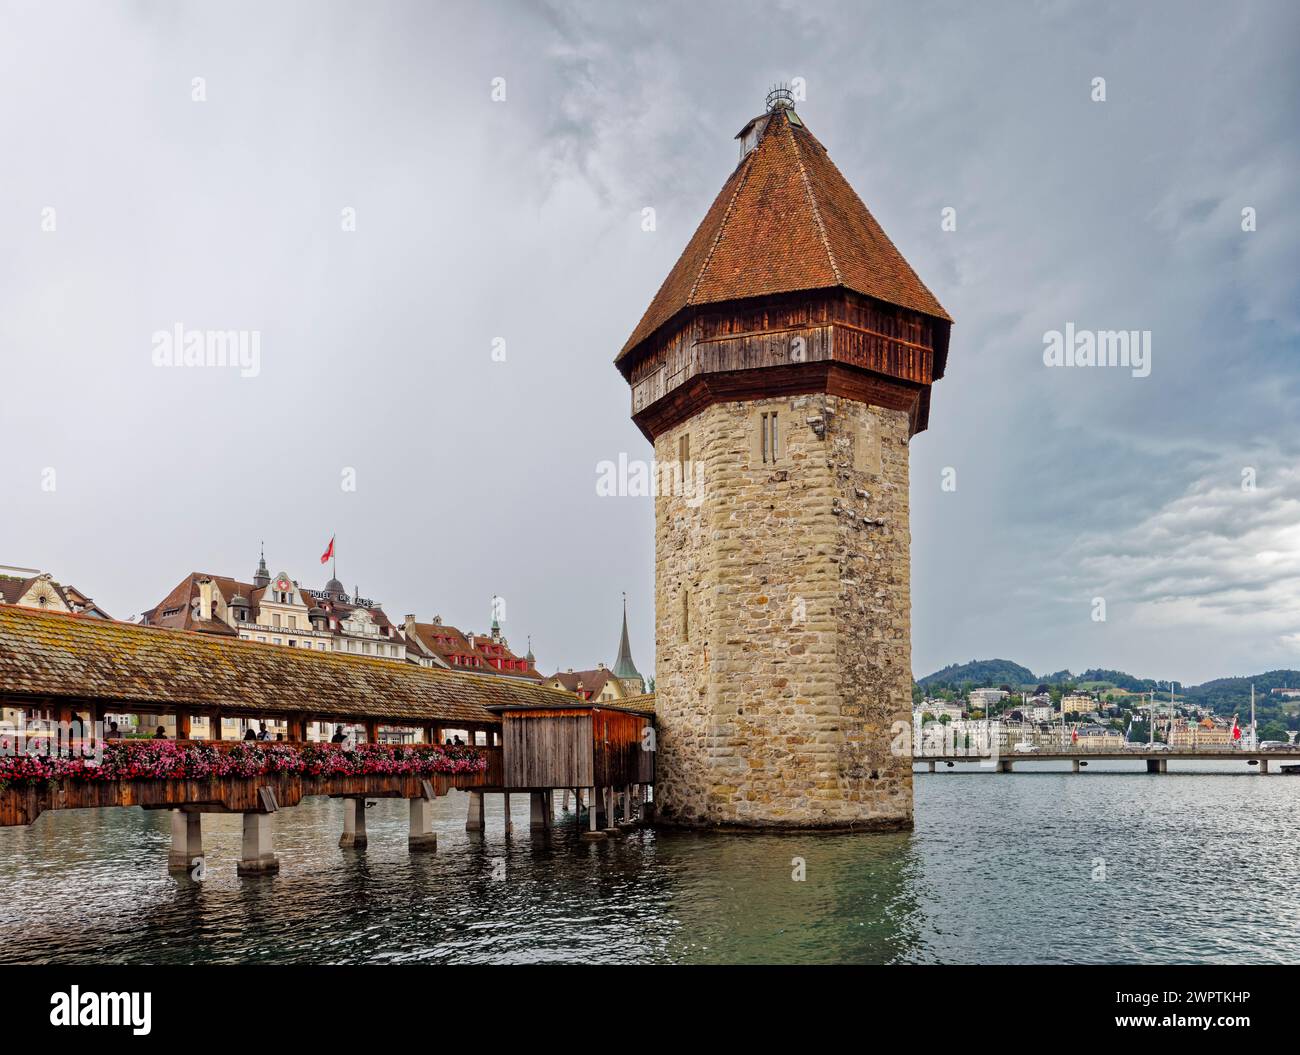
left=0, top=740, right=503, bottom=826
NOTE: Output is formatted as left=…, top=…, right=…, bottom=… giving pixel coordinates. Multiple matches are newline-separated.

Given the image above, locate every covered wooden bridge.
left=0, top=605, right=655, bottom=874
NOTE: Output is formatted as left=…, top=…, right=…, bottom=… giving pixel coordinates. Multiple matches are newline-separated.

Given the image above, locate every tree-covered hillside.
left=917, top=659, right=1036, bottom=691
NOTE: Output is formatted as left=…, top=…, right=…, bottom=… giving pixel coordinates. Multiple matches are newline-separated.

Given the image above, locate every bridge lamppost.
left=1168, top=681, right=1179, bottom=747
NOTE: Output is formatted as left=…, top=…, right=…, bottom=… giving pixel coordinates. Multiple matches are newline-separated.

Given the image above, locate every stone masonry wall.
left=653, top=393, right=913, bottom=829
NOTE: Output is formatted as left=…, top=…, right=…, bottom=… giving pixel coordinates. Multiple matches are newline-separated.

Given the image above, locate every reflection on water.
left=0, top=760, right=1297, bottom=963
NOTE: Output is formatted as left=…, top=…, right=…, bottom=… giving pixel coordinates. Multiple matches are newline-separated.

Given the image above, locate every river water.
left=1, top=760, right=1296, bottom=964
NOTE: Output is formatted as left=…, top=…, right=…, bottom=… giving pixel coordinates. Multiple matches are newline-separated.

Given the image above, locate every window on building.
left=681, top=586, right=690, bottom=642
left=679, top=432, right=690, bottom=468
left=272, top=613, right=281, bottom=628
left=761, top=411, right=779, bottom=463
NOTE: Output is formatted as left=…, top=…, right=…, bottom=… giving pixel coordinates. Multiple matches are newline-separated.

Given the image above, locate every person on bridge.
left=243, top=726, right=257, bottom=741
left=331, top=726, right=347, bottom=744
left=107, top=721, right=121, bottom=738
left=152, top=726, right=167, bottom=739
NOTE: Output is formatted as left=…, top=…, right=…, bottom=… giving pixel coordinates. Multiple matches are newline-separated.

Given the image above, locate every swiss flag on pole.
left=1232, top=716, right=1242, bottom=741
left=320, top=537, right=335, bottom=565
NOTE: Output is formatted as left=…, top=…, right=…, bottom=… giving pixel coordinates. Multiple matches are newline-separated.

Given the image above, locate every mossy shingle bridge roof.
left=0, top=605, right=573, bottom=725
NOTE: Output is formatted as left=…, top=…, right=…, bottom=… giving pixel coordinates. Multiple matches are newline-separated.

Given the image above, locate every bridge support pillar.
left=602, top=786, right=620, bottom=836
left=340, top=798, right=368, bottom=848
left=465, top=791, right=485, bottom=833
left=927, top=760, right=936, bottom=773
left=997, top=760, right=1012, bottom=773
left=408, top=797, right=437, bottom=852
left=502, top=792, right=513, bottom=834
left=168, top=810, right=203, bottom=874
left=580, top=786, right=605, bottom=841
left=237, top=813, right=279, bottom=876
left=1072, top=759, right=1081, bottom=773
left=1146, top=758, right=1167, bottom=774
left=529, top=791, right=549, bottom=831
left=1259, top=759, right=1269, bottom=775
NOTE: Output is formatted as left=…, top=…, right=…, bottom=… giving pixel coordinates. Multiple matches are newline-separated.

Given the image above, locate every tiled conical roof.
left=618, top=104, right=949, bottom=363
left=612, top=596, right=641, bottom=683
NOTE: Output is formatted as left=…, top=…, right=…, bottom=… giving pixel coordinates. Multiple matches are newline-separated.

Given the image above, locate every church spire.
left=252, top=542, right=270, bottom=589
left=612, top=593, right=643, bottom=691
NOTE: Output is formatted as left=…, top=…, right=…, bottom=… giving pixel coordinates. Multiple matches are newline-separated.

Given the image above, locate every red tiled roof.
left=617, top=106, right=949, bottom=363
left=548, top=668, right=616, bottom=698
left=406, top=621, right=542, bottom=682
left=0, top=575, right=42, bottom=606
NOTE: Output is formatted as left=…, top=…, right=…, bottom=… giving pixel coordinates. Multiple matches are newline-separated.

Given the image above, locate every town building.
left=0, top=564, right=111, bottom=619
left=1073, top=724, right=1125, bottom=749
left=545, top=665, right=630, bottom=703
left=614, top=89, right=952, bottom=828
left=402, top=613, right=542, bottom=682
left=1061, top=693, right=1095, bottom=715
left=916, top=698, right=963, bottom=722
left=1169, top=716, right=1235, bottom=748
left=968, top=688, right=1008, bottom=710
left=141, top=549, right=406, bottom=660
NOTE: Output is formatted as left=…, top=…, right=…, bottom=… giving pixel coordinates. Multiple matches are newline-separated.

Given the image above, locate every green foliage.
left=1078, top=668, right=1160, bottom=692
left=917, top=659, right=1035, bottom=691
left=1259, top=721, right=1289, bottom=742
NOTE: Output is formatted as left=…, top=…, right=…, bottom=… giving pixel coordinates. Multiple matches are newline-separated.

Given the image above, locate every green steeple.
left=612, top=593, right=643, bottom=690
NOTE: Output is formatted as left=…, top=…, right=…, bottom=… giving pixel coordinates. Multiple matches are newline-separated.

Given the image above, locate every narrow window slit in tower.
left=761, top=411, right=779, bottom=463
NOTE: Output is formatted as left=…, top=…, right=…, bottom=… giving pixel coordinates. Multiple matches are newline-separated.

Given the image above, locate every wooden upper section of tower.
left=615, top=94, right=952, bottom=441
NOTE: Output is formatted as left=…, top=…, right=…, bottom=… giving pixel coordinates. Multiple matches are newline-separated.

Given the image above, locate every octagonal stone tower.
left=615, top=91, right=952, bottom=830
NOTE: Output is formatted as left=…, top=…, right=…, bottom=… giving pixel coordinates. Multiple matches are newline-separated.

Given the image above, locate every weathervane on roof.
left=766, top=83, right=795, bottom=112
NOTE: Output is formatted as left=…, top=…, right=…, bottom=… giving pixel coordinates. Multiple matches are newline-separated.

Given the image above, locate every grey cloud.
left=0, top=0, right=1296, bottom=684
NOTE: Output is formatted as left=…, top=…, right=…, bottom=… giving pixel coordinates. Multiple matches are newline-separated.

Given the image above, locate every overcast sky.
left=1, top=0, right=1297, bottom=685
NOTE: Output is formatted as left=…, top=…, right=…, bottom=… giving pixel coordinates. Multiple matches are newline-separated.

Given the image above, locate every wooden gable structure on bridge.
left=491, top=695, right=656, bottom=791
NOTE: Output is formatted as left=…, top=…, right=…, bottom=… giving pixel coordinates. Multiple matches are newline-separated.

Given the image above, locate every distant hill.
left=1077, top=669, right=1160, bottom=693
left=1182, top=670, right=1300, bottom=719
left=917, top=659, right=1036, bottom=690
